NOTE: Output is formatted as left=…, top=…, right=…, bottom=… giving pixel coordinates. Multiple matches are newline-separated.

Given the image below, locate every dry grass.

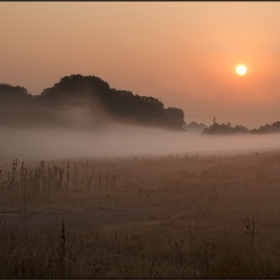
left=1, top=149, right=280, bottom=277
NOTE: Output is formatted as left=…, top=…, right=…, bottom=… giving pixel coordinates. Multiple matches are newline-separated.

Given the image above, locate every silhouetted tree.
left=37, top=75, right=186, bottom=130
left=165, top=107, right=186, bottom=130
left=0, top=75, right=186, bottom=130
left=271, top=121, right=280, bottom=130
left=203, top=122, right=233, bottom=135
left=231, top=125, right=248, bottom=134
left=38, top=74, right=112, bottom=107
left=188, top=121, right=199, bottom=128
left=183, top=121, right=208, bottom=133
left=0, top=84, right=33, bottom=104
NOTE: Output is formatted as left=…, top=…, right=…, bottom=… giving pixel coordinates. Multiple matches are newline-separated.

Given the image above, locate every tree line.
left=0, top=74, right=185, bottom=130
left=202, top=120, right=280, bottom=135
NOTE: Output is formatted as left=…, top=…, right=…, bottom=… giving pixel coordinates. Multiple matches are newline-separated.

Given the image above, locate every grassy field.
left=1, top=149, right=280, bottom=277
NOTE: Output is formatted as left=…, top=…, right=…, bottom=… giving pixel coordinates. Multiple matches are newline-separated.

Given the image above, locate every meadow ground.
left=1, top=148, right=280, bottom=277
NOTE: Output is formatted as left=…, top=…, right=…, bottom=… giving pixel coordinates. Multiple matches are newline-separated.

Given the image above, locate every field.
left=1, top=148, right=280, bottom=278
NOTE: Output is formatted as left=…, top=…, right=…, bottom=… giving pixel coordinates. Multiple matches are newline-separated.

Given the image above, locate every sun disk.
left=236, top=64, right=247, bottom=75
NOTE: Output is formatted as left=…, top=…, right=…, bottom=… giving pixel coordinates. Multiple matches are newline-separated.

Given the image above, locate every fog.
left=1, top=120, right=280, bottom=162
left=0, top=100, right=279, bottom=162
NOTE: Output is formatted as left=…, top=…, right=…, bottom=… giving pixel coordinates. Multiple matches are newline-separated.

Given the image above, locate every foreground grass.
left=1, top=149, right=280, bottom=277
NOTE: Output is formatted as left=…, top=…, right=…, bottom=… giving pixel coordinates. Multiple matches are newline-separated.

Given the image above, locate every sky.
left=1, top=2, right=280, bottom=128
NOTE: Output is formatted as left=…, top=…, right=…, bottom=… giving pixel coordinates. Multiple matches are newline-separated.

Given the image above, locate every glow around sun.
left=236, top=64, right=247, bottom=75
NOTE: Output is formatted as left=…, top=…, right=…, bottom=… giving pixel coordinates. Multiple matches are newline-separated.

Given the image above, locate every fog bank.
left=0, top=123, right=280, bottom=162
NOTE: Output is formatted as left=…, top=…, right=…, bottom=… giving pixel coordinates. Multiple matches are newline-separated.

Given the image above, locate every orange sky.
left=1, top=2, right=280, bottom=128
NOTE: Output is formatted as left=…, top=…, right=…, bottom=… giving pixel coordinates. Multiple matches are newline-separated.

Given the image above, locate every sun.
left=236, top=64, right=247, bottom=75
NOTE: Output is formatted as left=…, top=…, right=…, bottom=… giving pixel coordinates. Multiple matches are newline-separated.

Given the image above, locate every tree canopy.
left=0, top=83, right=33, bottom=104
left=0, top=75, right=186, bottom=130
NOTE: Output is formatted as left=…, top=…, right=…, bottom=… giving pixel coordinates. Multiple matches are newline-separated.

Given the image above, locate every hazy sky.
left=1, top=2, right=280, bottom=128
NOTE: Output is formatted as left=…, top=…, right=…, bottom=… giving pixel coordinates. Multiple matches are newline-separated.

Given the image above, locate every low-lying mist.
left=1, top=119, right=280, bottom=162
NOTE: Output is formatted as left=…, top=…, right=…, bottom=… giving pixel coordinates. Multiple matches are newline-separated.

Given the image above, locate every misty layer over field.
left=1, top=122, right=280, bottom=161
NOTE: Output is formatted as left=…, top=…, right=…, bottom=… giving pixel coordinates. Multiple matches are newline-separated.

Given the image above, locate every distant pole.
left=213, top=117, right=216, bottom=134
